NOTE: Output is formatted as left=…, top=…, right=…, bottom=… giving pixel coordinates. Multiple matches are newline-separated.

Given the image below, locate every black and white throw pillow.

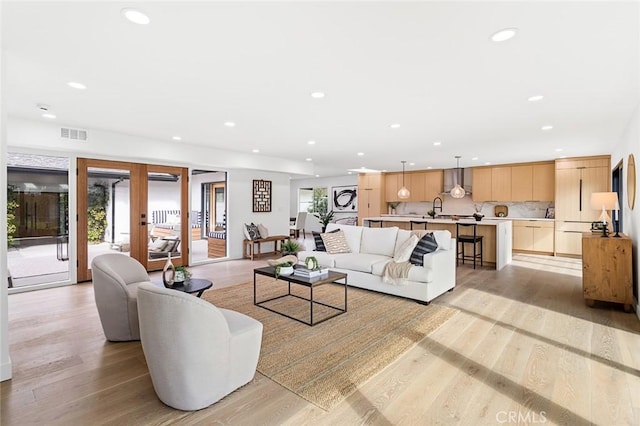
left=245, top=223, right=261, bottom=240
left=409, top=232, right=438, bottom=266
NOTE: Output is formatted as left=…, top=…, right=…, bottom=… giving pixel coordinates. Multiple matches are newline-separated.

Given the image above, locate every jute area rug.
left=203, top=277, right=458, bottom=411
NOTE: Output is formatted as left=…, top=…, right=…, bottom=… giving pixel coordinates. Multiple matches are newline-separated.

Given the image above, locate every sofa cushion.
left=411, top=229, right=452, bottom=251
left=410, top=233, right=438, bottom=266
left=371, top=259, right=433, bottom=283
left=322, top=230, right=351, bottom=254
left=297, top=250, right=336, bottom=267
left=334, top=253, right=391, bottom=273
left=361, top=226, right=399, bottom=257
left=395, top=229, right=413, bottom=252
left=326, top=223, right=362, bottom=253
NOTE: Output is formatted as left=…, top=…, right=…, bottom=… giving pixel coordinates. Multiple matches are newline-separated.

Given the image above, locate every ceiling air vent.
left=60, top=127, right=88, bottom=141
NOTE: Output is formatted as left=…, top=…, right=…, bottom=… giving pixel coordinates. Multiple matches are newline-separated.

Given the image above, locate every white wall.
left=611, top=102, right=640, bottom=319
left=289, top=175, right=357, bottom=233
left=1, top=0, right=13, bottom=381
left=228, top=170, right=290, bottom=257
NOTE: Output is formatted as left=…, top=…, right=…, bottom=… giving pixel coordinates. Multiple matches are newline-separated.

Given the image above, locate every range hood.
left=442, top=168, right=473, bottom=196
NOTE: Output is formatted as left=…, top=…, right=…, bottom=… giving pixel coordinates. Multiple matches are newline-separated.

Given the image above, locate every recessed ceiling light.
left=559, top=156, right=567, bottom=159
left=42, top=113, right=56, bottom=119
left=427, top=166, right=433, bottom=169
left=172, top=136, right=182, bottom=141
left=315, top=174, right=320, bottom=177
left=433, top=141, right=442, bottom=146
left=307, top=140, right=316, bottom=145
left=541, top=125, right=553, bottom=131
left=472, top=157, right=479, bottom=161
left=491, top=28, right=517, bottom=42
left=121, top=8, right=150, bottom=25
left=252, top=149, right=260, bottom=153
left=224, top=122, right=236, bottom=127
left=409, top=162, right=415, bottom=166
left=485, top=162, right=492, bottom=165
left=311, top=92, right=325, bottom=99
left=306, top=158, right=312, bottom=162
left=347, top=171, right=352, bottom=175
left=357, top=152, right=364, bottom=156
left=555, top=148, right=563, bottom=152
left=67, top=81, right=87, bottom=90
left=528, top=95, right=544, bottom=102
left=390, top=123, right=401, bottom=129
left=382, top=169, right=387, bottom=172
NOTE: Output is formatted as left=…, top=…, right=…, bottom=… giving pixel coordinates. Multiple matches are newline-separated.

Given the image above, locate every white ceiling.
left=3, top=1, right=639, bottom=177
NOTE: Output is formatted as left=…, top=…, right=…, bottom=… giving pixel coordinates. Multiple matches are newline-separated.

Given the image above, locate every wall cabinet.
left=512, top=220, right=554, bottom=253
left=384, top=173, right=411, bottom=203
left=582, top=233, right=633, bottom=312
left=472, top=166, right=511, bottom=202
left=511, top=163, right=555, bottom=202
left=358, top=173, right=385, bottom=225
left=384, top=171, right=442, bottom=202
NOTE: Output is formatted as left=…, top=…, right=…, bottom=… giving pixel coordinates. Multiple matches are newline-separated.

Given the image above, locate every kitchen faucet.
left=432, top=197, right=443, bottom=214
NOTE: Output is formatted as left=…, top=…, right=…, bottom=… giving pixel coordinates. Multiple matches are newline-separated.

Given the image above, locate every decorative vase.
left=162, top=254, right=175, bottom=287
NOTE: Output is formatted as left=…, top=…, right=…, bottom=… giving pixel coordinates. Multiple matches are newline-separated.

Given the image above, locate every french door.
left=77, top=158, right=188, bottom=282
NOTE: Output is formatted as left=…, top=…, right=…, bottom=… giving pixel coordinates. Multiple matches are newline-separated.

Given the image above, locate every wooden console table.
left=582, top=233, right=633, bottom=312
left=243, top=235, right=289, bottom=260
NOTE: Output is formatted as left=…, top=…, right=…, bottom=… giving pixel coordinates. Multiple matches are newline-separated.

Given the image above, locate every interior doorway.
left=191, top=170, right=227, bottom=262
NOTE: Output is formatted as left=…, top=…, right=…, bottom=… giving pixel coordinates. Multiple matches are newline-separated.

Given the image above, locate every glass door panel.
left=191, top=170, right=227, bottom=262
left=7, top=153, right=70, bottom=288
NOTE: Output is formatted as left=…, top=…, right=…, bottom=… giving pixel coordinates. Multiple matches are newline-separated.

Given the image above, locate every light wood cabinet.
left=555, top=157, right=610, bottom=221
left=409, top=172, right=426, bottom=202
left=385, top=173, right=412, bottom=202
left=555, top=221, right=591, bottom=256
left=358, top=173, right=385, bottom=225
left=512, top=220, right=554, bottom=253
left=472, top=166, right=511, bottom=201
left=472, top=168, right=492, bottom=201
left=511, top=163, right=555, bottom=202
left=424, top=170, right=444, bottom=201
left=582, top=233, right=633, bottom=312
left=532, top=163, right=555, bottom=201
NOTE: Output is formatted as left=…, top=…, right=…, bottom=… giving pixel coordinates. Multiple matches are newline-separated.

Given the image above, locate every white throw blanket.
left=382, top=261, right=413, bottom=286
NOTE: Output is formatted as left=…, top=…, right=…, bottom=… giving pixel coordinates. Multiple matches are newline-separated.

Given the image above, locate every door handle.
left=141, top=221, right=147, bottom=226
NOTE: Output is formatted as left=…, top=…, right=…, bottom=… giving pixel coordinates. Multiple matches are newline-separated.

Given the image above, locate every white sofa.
left=298, top=223, right=456, bottom=304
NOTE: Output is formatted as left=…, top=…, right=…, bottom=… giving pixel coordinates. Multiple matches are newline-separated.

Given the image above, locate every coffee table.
left=253, top=266, right=348, bottom=326
left=166, top=278, right=213, bottom=298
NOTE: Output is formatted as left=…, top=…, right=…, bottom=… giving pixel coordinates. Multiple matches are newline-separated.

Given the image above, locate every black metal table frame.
left=166, top=278, right=213, bottom=298
left=253, top=267, right=348, bottom=326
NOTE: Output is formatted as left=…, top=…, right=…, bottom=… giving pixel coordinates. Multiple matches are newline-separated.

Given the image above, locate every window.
left=298, top=187, right=328, bottom=214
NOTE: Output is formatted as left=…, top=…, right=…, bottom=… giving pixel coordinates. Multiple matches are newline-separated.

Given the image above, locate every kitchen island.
left=362, top=216, right=512, bottom=270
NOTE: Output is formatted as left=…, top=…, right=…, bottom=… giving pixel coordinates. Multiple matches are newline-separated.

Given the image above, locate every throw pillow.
left=409, top=233, right=438, bottom=266
left=149, top=238, right=168, bottom=252
left=312, top=229, right=339, bottom=251
left=321, top=230, right=351, bottom=254
left=257, top=223, right=269, bottom=238
left=244, top=223, right=261, bottom=240
left=394, top=234, right=419, bottom=263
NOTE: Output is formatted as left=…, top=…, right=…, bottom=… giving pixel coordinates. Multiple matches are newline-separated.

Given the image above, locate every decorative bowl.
left=279, top=266, right=294, bottom=276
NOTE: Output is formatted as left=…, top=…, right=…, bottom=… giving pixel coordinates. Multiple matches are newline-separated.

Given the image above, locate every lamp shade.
left=398, top=186, right=410, bottom=199
left=450, top=184, right=465, bottom=199
left=590, top=192, right=620, bottom=211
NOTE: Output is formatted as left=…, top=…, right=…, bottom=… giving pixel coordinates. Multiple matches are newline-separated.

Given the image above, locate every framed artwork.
left=253, top=180, right=272, bottom=212
left=332, top=185, right=358, bottom=212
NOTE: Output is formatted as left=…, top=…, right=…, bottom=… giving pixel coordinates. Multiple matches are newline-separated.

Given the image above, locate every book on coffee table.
left=293, top=264, right=329, bottom=278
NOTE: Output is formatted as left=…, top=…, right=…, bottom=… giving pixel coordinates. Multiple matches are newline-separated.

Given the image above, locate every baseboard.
left=1, top=359, right=12, bottom=382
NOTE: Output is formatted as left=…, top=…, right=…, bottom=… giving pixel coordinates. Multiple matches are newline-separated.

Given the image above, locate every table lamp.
left=590, top=192, right=620, bottom=237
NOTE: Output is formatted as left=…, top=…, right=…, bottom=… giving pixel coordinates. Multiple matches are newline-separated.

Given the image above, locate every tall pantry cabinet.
left=357, top=173, right=385, bottom=226
left=554, top=156, right=610, bottom=256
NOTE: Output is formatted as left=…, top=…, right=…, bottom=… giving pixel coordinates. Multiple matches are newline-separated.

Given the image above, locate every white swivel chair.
left=289, top=211, right=308, bottom=239
left=136, top=283, right=263, bottom=411
left=91, top=253, right=151, bottom=341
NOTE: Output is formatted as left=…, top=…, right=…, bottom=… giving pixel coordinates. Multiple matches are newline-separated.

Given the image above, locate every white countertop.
left=379, top=214, right=553, bottom=222
left=365, top=216, right=508, bottom=225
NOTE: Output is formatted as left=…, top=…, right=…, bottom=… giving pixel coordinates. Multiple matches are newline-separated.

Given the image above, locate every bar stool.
left=456, top=222, right=483, bottom=269
left=367, top=219, right=383, bottom=228
left=410, top=220, right=427, bottom=230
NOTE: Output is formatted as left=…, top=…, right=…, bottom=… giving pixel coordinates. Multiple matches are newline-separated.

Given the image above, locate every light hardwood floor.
left=2, top=253, right=639, bottom=425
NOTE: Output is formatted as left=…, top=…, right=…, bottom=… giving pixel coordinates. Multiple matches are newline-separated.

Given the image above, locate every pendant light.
left=398, top=160, right=410, bottom=200
left=450, top=156, right=466, bottom=199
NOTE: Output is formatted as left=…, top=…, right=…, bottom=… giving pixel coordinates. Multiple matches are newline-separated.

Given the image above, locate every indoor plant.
left=281, top=239, right=301, bottom=256
left=174, top=265, right=191, bottom=283
left=313, top=209, right=335, bottom=233
left=274, top=261, right=294, bottom=278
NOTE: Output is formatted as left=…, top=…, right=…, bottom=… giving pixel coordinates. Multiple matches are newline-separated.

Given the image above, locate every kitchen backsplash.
left=394, top=196, right=553, bottom=219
